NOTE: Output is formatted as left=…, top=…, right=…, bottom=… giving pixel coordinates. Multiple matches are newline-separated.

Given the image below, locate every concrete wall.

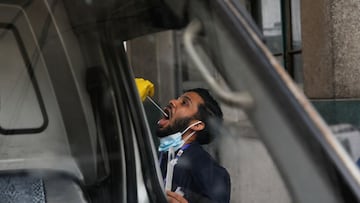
left=302, top=0, right=360, bottom=99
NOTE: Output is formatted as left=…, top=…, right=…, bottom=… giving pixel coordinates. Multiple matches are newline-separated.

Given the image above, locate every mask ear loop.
left=181, top=120, right=202, bottom=144
left=181, top=121, right=202, bottom=135
left=183, top=131, right=196, bottom=143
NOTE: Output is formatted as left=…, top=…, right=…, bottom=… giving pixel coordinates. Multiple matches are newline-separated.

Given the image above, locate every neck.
left=182, top=133, right=197, bottom=145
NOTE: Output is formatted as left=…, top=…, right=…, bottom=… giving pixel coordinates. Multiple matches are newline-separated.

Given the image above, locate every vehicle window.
left=128, top=28, right=291, bottom=202
left=0, top=26, right=45, bottom=133
left=179, top=38, right=291, bottom=202
left=0, top=2, right=130, bottom=203
left=127, top=0, right=359, bottom=201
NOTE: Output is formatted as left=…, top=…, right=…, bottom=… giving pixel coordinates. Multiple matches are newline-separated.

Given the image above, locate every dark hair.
left=185, top=88, right=223, bottom=144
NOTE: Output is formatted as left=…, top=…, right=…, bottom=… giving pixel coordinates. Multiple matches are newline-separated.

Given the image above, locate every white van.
left=0, top=0, right=359, bottom=202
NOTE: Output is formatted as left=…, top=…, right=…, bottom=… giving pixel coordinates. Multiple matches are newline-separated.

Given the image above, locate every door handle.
left=183, top=19, right=254, bottom=109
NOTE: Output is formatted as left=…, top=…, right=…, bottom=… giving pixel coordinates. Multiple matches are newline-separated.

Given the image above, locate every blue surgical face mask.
left=158, top=121, right=202, bottom=152
left=158, top=132, right=183, bottom=152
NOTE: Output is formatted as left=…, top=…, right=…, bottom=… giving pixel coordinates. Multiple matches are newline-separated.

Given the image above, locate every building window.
left=249, top=0, right=303, bottom=86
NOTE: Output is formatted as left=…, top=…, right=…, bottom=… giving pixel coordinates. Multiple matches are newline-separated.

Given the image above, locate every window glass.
left=0, top=27, right=44, bottom=131
left=293, top=53, right=303, bottom=87
left=261, top=0, right=283, bottom=55
left=254, top=0, right=304, bottom=85
left=119, top=0, right=359, bottom=202
left=291, top=0, right=302, bottom=49
left=128, top=27, right=291, bottom=202
left=291, top=0, right=303, bottom=85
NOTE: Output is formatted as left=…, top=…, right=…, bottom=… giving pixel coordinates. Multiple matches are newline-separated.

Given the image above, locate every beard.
left=156, top=116, right=193, bottom=138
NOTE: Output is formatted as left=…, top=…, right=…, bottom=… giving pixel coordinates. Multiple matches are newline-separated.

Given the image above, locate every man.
left=156, top=88, right=231, bottom=203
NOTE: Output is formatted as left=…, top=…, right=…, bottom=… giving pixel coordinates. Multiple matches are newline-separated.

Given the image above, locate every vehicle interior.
left=1, top=0, right=360, bottom=203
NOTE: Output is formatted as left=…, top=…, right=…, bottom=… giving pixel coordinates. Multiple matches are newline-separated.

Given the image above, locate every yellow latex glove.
left=135, top=78, right=155, bottom=101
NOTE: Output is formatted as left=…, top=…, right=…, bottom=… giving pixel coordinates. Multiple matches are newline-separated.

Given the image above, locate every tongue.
left=157, top=118, right=169, bottom=127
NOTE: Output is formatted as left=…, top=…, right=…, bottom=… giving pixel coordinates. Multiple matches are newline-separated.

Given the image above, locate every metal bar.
left=146, top=96, right=168, bottom=118
left=183, top=19, right=254, bottom=109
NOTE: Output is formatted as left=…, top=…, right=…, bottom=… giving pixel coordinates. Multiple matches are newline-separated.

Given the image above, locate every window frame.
left=0, top=23, right=48, bottom=135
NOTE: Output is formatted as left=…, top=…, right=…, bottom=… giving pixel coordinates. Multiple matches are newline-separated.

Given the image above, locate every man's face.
left=156, top=91, right=204, bottom=137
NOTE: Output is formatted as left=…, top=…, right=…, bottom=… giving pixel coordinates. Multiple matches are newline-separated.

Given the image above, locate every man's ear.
left=191, top=121, right=205, bottom=131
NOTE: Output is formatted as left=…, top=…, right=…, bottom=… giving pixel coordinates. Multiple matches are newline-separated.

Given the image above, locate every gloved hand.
left=135, top=78, right=155, bottom=101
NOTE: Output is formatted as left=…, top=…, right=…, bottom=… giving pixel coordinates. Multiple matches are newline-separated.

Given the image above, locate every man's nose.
left=169, top=99, right=177, bottom=108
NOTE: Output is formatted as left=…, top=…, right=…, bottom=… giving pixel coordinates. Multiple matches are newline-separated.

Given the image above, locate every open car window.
left=127, top=0, right=360, bottom=203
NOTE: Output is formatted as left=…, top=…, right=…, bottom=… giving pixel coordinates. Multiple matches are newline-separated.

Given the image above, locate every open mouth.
left=163, top=108, right=171, bottom=120
left=157, top=107, right=171, bottom=128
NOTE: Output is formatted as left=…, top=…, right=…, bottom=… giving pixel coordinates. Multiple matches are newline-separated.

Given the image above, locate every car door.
left=0, top=0, right=168, bottom=202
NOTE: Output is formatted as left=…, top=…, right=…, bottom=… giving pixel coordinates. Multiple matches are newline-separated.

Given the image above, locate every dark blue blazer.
left=160, top=142, right=231, bottom=203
